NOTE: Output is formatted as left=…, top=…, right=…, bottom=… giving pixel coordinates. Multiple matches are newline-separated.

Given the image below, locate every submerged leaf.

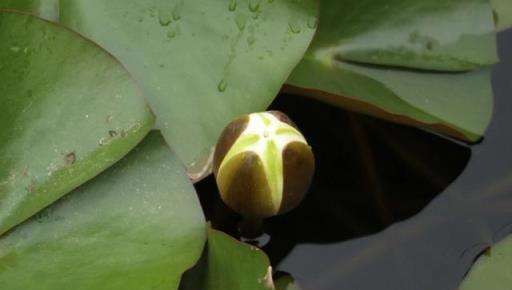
left=0, top=132, right=206, bottom=290
left=59, top=0, right=318, bottom=173
left=460, top=235, right=512, bottom=290
left=0, top=11, right=154, bottom=235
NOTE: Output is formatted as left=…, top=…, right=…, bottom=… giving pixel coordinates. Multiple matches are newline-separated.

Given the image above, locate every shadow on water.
left=194, top=27, right=512, bottom=290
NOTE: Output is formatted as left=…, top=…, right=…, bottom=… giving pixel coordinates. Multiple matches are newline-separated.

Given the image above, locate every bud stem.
left=238, top=216, right=264, bottom=239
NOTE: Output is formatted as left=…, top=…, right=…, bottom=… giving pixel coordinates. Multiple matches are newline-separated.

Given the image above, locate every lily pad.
left=0, top=11, right=155, bottom=235
left=311, top=0, right=497, bottom=71
left=181, top=228, right=273, bottom=290
left=0, top=132, right=206, bottom=290
left=459, top=234, right=512, bottom=290
left=286, top=0, right=495, bottom=142
left=287, top=62, right=493, bottom=142
left=0, top=0, right=59, bottom=21
left=59, top=0, right=318, bottom=174
left=491, top=0, right=512, bottom=31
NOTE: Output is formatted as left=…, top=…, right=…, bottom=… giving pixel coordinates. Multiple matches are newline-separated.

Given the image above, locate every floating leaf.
left=287, top=62, right=493, bottom=142
left=0, top=11, right=155, bottom=235
left=0, top=0, right=59, bottom=21
left=491, top=0, right=512, bottom=31
left=59, top=0, right=318, bottom=174
left=287, top=0, right=496, bottom=142
left=0, top=132, right=206, bottom=290
left=460, top=234, right=512, bottom=290
left=181, top=228, right=273, bottom=290
left=310, top=0, right=497, bottom=71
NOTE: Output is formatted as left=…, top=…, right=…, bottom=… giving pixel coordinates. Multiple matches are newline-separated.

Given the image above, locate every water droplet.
left=307, top=16, right=317, bottom=29
left=167, top=29, right=176, bottom=39
left=247, top=36, right=256, bottom=45
left=288, top=20, right=301, bottom=34
left=249, top=2, right=260, bottom=12
left=235, top=14, right=247, bottom=30
left=172, top=9, right=181, bottom=21
left=267, top=0, right=274, bottom=3
left=10, top=46, right=21, bottom=53
left=228, top=0, right=237, bottom=11
left=217, top=79, right=228, bottom=92
left=158, top=10, right=173, bottom=26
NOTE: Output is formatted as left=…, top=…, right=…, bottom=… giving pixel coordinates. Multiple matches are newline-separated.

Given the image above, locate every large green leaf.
left=287, top=62, right=493, bottom=142
left=0, top=11, right=154, bottom=235
left=459, top=234, right=512, bottom=290
left=0, top=0, right=58, bottom=21
left=287, top=0, right=495, bottom=142
left=0, top=132, right=206, bottom=290
left=492, top=0, right=512, bottom=31
left=59, top=0, right=318, bottom=175
left=312, top=0, right=497, bottom=71
left=182, top=228, right=273, bottom=290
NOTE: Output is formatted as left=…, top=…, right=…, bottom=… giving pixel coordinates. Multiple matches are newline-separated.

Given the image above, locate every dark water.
left=195, top=30, right=512, bottom=290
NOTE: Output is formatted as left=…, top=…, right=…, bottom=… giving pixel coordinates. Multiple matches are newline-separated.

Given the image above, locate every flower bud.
left=213, top=111, right=314, bottom=219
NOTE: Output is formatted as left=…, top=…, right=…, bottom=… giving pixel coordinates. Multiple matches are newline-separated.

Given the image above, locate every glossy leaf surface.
left=182, top=228, right=273, bottom=290
left=460, top=235, right=512, bottom=290
left=0, top=0, right=58, bottom=21
left=0, top=11, right=154, bottom=235
left=0, top=132, right=206, bottom=290
left=287, top=0, right=496, bottom=142
left=60, top=0, right=318, bottom=173
left=312, top=0, right=497, bottom=71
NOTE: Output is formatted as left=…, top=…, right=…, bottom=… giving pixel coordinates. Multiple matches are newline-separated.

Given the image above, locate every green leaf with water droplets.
left=491, top=0, right=512, bottom=31
left=308, top=0, right=497, bottom=71
left=287, top=0, right=496, bottom=142
left=59, top=0, right=318, bottom=179
left=0, top=0, right=59, bottom=21
left=0, top=132, right=206, bottom=290
left=0, top=11, right=154, bottom=235
left=459, top=234, right=512, bottom=290
left=181, top=227, right=273, bottom=290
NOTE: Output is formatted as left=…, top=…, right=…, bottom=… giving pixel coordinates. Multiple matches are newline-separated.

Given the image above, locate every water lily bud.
left=213, top=111, right=314, bottom=219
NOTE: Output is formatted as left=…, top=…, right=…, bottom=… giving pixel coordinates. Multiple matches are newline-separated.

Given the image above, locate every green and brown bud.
left=213, top=111, right=315, bottom=219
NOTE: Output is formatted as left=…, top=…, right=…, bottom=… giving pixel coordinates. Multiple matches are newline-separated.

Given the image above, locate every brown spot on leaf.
left=65, top=152, right=76, bottom=164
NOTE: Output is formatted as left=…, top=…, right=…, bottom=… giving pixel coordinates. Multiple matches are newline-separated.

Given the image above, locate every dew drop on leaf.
left=172, top=9, right=181, bottom=21
left=288, top=20, right=301, bottom=34
left=249, top=1, right=260, bottom=12
left=235, top=15, right=247, bottom=31
left=158, top=10, right=173, bottom=26
left=217, top=79, right=228, bottom=92
left=307, top=16, right=317, bottom=29
left=228, top=0, right=237, bottom=12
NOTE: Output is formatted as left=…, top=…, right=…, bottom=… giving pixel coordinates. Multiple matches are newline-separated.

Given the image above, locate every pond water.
left=194, top=30, right=512, bottom=290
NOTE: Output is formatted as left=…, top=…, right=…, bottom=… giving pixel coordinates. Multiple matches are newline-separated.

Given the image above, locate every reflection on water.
left=194, top=27, right=512, bottom=290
